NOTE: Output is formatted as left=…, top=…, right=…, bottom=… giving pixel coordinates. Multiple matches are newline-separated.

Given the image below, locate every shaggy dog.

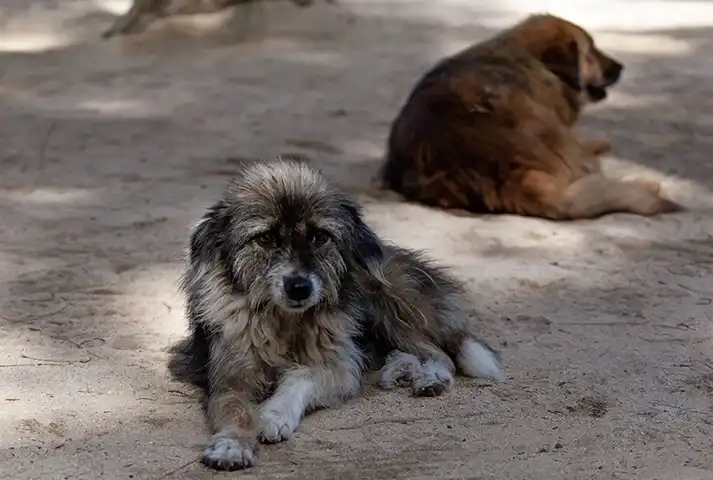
left=176, top=159, right=502, bottom=471
left=381, top=13, right=682, bottom=220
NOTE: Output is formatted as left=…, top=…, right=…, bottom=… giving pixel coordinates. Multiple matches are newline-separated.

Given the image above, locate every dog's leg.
left=561, top=173, right=682, bottom=218
left=378, top=340, right=457, bottom=397
left=202, top=389, right=261, bottom=471
left=381, top=335, right=502, bottom=396
left=514, top=170, right=682, bottom=219
left=259, top=347, right=362, bottom=443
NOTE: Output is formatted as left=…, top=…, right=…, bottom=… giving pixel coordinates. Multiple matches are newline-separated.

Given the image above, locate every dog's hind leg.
left=380, top=337, right=503, bottom=396
left=560, top=173, right=682, bottom=219
left=514, top=171, right=682, bottom=219
left=378, top=339, right=458, bottom=397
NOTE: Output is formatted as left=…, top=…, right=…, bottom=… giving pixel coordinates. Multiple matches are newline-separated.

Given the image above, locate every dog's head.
left=521, top=14, right=624, bottom=103
left=189, top=159, right=383, bottom=314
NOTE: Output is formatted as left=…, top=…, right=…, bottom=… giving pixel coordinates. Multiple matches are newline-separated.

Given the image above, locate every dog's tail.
left=455, top=336, right=504, bottom=381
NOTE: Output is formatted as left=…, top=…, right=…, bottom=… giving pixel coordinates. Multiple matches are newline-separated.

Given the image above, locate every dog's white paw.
left=259, top=409, right=298, bottom=444
left=201, top=436, right=256, bottom=471
left=411, top=359, right=454, bottom=397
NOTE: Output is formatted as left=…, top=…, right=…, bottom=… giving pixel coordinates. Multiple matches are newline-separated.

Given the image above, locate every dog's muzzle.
left=586, top=59, right=623, bottom=103
left=283, top=274, right=313, bottom=303
left=603, top=60, right=624, bottom=87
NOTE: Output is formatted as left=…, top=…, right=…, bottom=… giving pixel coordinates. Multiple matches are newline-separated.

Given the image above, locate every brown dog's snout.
left=603, top=59, right=624, bottom=86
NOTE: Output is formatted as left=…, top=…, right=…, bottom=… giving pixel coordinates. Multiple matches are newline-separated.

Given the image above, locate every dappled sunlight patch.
left=364, top=199, right=594, bottom=257
left=118, top=263, right=187, bottom=340
left=596, top=32, right=694, bottom=57
left=501, top=0, right=713, bottom=31
left=0, top=370, right=198, bottom=461
left=0, top=32, right=74, bottom=53
left=269, top=49, right=346, bottom=68
left=93, top=0, right=132, bottom=16
left=2, top=86, right=183, bottom=119
left=0, top=187, right=97, bottom=206
left=75, top=98, right=157, bottom=116
left=588, top=91, right=666, bottom=111
left=340, top=138, right=383, bottom=158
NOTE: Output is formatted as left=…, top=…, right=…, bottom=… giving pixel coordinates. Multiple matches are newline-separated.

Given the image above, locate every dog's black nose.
left=283, top=275, right=313, bottom=302
left=605, top=61, right=624, bottom=83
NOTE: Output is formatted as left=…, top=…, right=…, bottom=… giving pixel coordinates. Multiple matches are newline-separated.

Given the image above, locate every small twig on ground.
left=328, top=411, right=497, bottom=432
left=640, top=336, right=713, bottom=344
left=20, top=353, right=91, bottom=364
left=38, top=121, right=56, bottom=163
left=0, top=362, right=66, bottom=368
left=651, top=401, right=711, bottom=417
left=327, top=417, right=427, bottom=431
left=557, top=321, right=647, bottom=326
left=154, top=458, right=199, bottom=479
left=59, top=337, right=103, bottom=359
left=0, top=302, right=68, bottom=323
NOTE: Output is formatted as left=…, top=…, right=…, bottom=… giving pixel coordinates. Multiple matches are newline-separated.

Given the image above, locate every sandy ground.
left=2, top=0, right=713, bottom=478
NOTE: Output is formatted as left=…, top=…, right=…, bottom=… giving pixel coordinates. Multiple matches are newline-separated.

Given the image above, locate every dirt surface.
left=2, top=1, right=713, bottom=479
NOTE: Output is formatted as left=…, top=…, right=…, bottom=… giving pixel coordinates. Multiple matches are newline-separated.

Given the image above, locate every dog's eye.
left=310, top=229, right=331, bottom=246
left=254, top=232, right=274, bottom=247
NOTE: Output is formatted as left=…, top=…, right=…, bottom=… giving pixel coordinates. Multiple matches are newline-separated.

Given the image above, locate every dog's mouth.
left=586, top=85, right=608, bottom=102
left=585, top=61, right=623, bottom=102
left=280, top=299, right=314, bottom=313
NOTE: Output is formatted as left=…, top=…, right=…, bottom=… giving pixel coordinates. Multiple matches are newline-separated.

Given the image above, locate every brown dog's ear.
left=541, top=40, right=581, bottom=91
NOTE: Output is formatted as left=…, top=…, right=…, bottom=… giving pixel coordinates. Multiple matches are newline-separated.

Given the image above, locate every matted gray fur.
left=176, top=158, right=502, bottom=471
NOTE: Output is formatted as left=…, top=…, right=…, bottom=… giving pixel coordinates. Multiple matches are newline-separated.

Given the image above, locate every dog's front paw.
left=201, top=436, right=256, bottom=471
left=259, top=409, right=298, bottom=444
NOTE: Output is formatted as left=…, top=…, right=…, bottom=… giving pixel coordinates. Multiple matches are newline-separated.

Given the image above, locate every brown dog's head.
left=519, top=14, right=624, bottom=103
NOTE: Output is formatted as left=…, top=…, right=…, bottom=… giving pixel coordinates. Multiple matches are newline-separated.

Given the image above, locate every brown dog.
left=381, top=14, right=681, bottom=220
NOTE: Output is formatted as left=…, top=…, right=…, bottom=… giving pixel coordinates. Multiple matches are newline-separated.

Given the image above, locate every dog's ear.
left=339, top=197, right=384, bottom=270
left=188, top=202, right=231, bottom=266
left=541, top=40, right=581, bottom=91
